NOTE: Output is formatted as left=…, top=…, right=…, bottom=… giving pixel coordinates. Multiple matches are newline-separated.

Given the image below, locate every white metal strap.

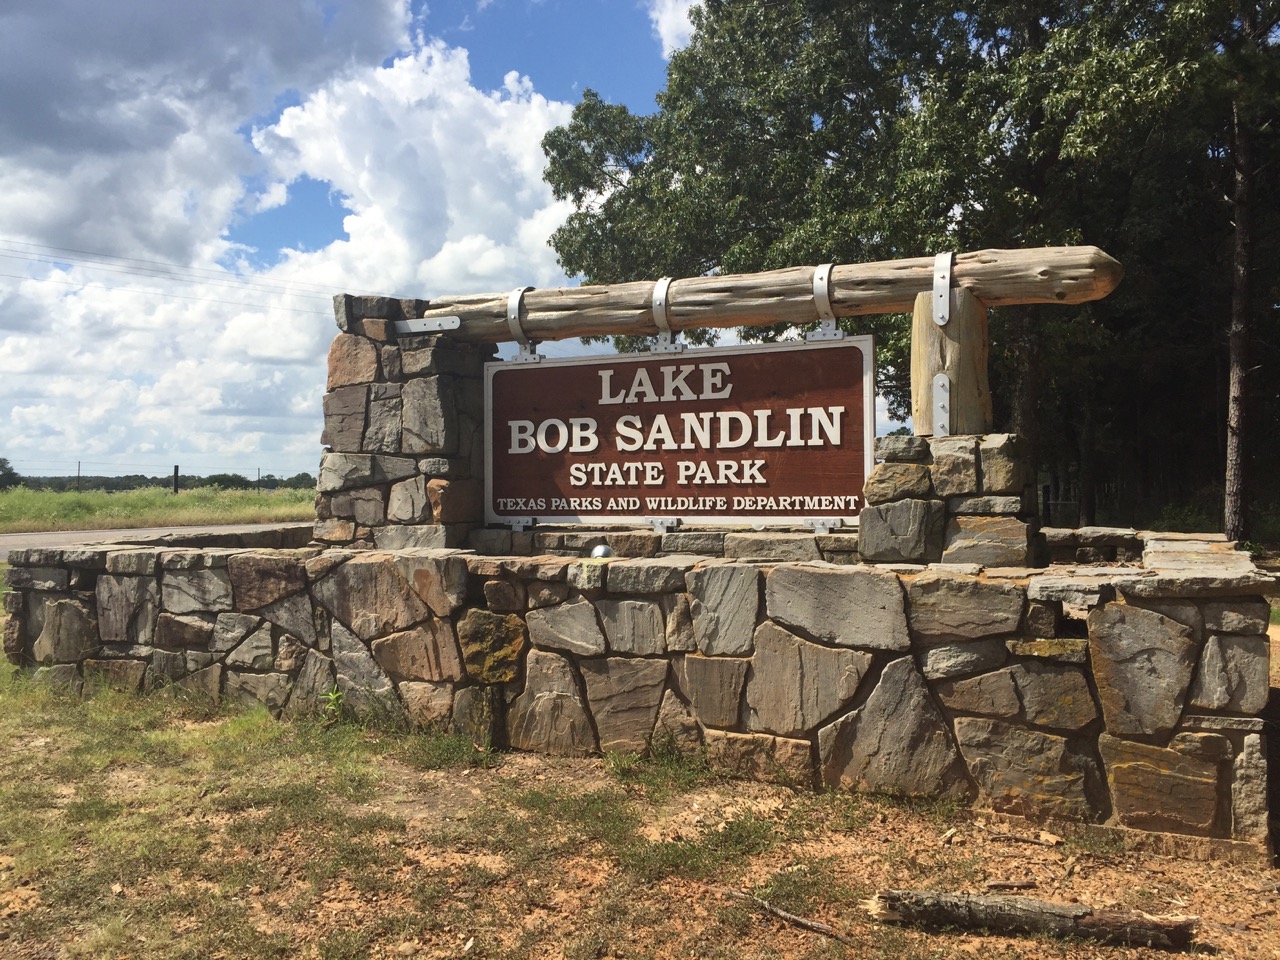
left=933, top=373, right=952, bottom=436
left=806, top=262, right=843, bottom=341
left=932, top=252, right=953, bottom=327
left=650, top=277, right=683, bottom=353
left=506, top=286, right=540, bottom=362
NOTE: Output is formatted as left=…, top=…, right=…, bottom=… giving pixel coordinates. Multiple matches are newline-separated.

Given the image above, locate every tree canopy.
left=543, top=0, right=1279, bottom=534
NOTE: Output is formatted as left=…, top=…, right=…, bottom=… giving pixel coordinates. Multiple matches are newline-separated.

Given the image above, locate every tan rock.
left=313, top=555, right=430, bottom=641
left=1098, top=734, right=1219, bottom=835
left=956, top=718, right=1101, bottom=821
left=507, top=650, right=596, bottom=756
left=228, top=553, right=307, bottom=611
left=371, top=619, right=464, bottom=682
left=861, top=462, right=933, bottom=504
left=906, top=571, right=1024, bottom=639
left=327, top=334, right=380, bottom=390
left=705, top=730, right=813, bottom=787
left=399, top=680, right=455, bottom=729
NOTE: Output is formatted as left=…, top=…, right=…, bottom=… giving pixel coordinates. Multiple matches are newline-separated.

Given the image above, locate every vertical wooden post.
left=911, top=287, right=992, bottom=436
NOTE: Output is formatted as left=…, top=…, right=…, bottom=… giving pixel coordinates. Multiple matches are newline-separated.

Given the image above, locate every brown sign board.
left=484, top=337, right=875, bottom=526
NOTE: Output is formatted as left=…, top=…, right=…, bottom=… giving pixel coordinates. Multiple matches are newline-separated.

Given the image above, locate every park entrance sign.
left=485, top=338, right=874, bottom=526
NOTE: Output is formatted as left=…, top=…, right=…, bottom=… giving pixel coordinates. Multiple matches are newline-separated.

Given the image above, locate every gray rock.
left=674, top=654, right=749, bottom=729
left=723, top=533, right=821, bottom=562
left=915, top=637, right=1008, bottom=680
left=567, top=559, right=609, bottom=593
left=32, top=664, right=83, bottom=694
left=705, top=730, right=813, bottom=786
left=1202, top=599, right=1270, bottom=635
left=1188, top=633, right=1270, bottom=714
left=1231, top=734, right=1269, bottom=843
left=483, top=579, right=525, bottom=613
left=224, top=670, right=292, bottom=717
left=274, top=635, right=307, bottom=672
left=527, top=581, right=569, bottom=609
left=226, top=622, right=275, bottom=670
left=946, top=495, right=1027, bottom=515
left=905, top=571, right=1024, bottom=639
left=96, top=575, right=159, bottom=646
left=526, top=598, right=606, bottom=656
left=1098, top=733, right=1219, bottom=835
left=662, top=593, right=696, bottom=652
left=857, top=499, right=945, bottom=563
left=317, top=452, right=417, bottom=492
left=819, top=657, right=970, bottom=798
left=942, top=516, right=1029, bottom=566
left=596, top=599, right=666, bottom=655
left=282, top=649, right=337, bottom=719
left=104, top=549, right=158, bottom=576
left=1024, top=599, right=1062, bottom=637
left=928, top=435, right=979, bottom=497
left=660, top=531, right=725, bottom=555
left=371, top=619, right=464, bottom=682
left=580, top=657, right=669, bottom=754
left=176, top=663, right=223, bottom=703
left=387, top=476, right=430, bottom=523
left=401, top=376, right=458, bottom=455
left=977, top=434, right=1027, bottom=494
left=321, top=384, right=367, bottom=451
left=227, top=553, right=309, bottom=612
left=372, top=525, right=452, bottom=550
left=746, top=622, right=872, bottom=737
left=331, top=622, right=405, bottom=723
left=874, top=435, right=930, bottom=462
left=32, top=598, right=98, bottom=664
left=861, top=462, right=933, bottom=504
left=364, top=385, right=402, bottom=453
left=399, top=680, right=455, bottom=729
left=5, top=566, right=69, bottom=591
left=258, top=592, right=320, bottom=648
left=212, top=612, right=262, bottom=652
left=956, top=718, right=1101, bottom=821
left=1122, top=599, right=1203, bottom=637
left=606, top=556, right=702, bottom=594
left=396, top=553, right=469, bottom=617
left=766, top=564, right=909, bottom=651
left=1007, top=660, right=1098, bottom=731
left=1088, top=603, right=1198, bottom=739
left=313, top=555, right=430, bottom=642
left=652, top=690, right=702, bottom=754
left=1180, top=713, right=1265, bottom=732
left=419, top=456, right=470, bottom=479
left=686, top=564, right=759, bottom=656
left=162, top=567, right=233, bottom=614
left=934, top=670, right=1020, bottom=717
left=82, top=658, right=147, bottom=693
left=331, top=488, right=385, bottom=526
left=1169, top=731, right=1234, bottom=762
left=507, top=649, right=597, bottom=756
left=154, top=612, right=215, bottom=650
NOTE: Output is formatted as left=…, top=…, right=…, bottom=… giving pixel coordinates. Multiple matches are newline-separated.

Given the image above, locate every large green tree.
left=543, top=0, right=1279, bottom=532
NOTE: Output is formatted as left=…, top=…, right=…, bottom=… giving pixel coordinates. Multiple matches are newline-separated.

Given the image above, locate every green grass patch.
left=396, top=729, right=500, bottom=770
left=0, top=484, right=313, bottom=534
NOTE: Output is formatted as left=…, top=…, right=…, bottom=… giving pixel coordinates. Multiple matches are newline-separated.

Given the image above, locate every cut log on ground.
left=861, top=890, right=1198, bottom=950
left=416, top=246, right=1123, bottom=344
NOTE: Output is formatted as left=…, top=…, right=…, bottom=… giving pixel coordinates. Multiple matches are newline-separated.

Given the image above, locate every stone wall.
left=5, top=532, right=1274, bottom=853
left=316, top=294, right=495, bottom=551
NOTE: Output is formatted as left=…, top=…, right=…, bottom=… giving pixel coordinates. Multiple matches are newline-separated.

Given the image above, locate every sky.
left=0, top=0, right=893, bottom=481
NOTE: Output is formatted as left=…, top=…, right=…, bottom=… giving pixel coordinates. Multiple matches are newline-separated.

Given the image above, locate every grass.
left=0, top=484, right=314, bottom=533
left=0, top=669, right=1264, bottom=959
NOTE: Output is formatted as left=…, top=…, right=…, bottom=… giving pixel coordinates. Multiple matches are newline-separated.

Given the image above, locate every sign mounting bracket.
left=650, top=277, right=684, bottom=354
left=806, top=262, right=844, bottom=341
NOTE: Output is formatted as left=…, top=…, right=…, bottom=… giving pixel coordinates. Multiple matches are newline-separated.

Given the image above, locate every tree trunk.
left=1224, top=99, right=1253, bottom=541
left=862, top=890, right=1198, bottom=950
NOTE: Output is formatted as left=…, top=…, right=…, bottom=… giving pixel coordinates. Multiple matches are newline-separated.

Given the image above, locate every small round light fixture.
left=589, top=544, right=614, bottom=559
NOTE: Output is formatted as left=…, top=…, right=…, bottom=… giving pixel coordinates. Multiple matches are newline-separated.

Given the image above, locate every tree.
left=543, top=0, right=1279, bottom=531
left=0, top=457, right=19, bottom=490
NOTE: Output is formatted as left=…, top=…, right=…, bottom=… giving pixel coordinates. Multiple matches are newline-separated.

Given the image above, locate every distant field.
left=0, top=486, right=314, bottom=535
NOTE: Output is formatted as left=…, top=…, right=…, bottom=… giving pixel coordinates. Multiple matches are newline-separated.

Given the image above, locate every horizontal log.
left=862, top=890, right=1198, bottom=950
left=415, top=247, right=1123, bottom=344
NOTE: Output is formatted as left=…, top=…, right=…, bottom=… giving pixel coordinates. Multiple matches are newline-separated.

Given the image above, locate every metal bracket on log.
left=933, top=372, right=952, bottom=436
left=506, top=287, right=541, bottom=363
left=505, top=517, right=534, bottom=532
left=803, top=518, right=844, bottom=535
left=394, top=316, right=461, bottom=335
left=932, top=253, right=953, bottom=326
left=650, top=276, right=684, bottom=353
left=806, top=263, right=844, bottom=341
left=646, top=517, right=680, bottom=534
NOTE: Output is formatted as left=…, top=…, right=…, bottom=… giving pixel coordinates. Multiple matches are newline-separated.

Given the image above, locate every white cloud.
left=0, top=4, right=579, bottom=478
left=645, top=0, right=699, bottom=58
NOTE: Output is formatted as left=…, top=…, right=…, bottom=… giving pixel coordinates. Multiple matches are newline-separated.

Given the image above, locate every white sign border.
left=483, top=336, right=876, bottom=529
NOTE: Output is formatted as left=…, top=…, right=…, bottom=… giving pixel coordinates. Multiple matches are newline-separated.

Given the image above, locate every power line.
left=0, top=236, right=354, bottom=297
left=0, top=271, right=330, bottom=316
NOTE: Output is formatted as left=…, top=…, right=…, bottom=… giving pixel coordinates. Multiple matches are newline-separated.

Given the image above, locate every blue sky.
left=0, top=0, right=895, bottom=480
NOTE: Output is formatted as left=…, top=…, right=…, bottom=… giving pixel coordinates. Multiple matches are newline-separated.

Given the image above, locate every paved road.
left=0, top=522, right=307, bottom=562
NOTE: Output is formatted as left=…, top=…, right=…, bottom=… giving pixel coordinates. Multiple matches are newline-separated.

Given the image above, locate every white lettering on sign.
left=598, top=362, right=734, bottom=405
left=509, top=418, right=600, bottom=454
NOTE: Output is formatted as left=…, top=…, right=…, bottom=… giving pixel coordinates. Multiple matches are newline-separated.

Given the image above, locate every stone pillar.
left=315, top=295, right=496, bottom=549
left=858, top=433, right=1037, bottom=566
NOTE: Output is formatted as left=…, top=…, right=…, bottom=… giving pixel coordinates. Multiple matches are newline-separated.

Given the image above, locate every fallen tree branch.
left=861, top=890, right=1198, bottom=950
left=713, top=887, right=853, bottom=945
left=977, top=823, right=1060, bottom=847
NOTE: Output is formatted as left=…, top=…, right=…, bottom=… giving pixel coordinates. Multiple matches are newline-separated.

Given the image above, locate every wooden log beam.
left=417, top=247, right=1123, bottom=344
left=861, top=890, right=1198, bottom=950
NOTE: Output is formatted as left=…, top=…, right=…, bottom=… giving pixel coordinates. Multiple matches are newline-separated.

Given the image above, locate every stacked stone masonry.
left=6, top=531, right=1274, bottom=854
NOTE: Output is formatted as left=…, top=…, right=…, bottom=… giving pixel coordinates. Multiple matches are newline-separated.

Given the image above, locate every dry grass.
left=0, top=668, right=1276, bottom=960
